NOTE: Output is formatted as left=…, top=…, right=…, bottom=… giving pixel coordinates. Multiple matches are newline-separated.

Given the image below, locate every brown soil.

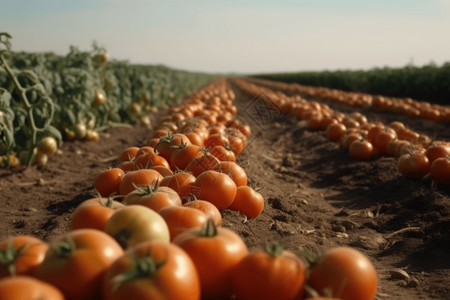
left=1, top=79, right=449, bottom=299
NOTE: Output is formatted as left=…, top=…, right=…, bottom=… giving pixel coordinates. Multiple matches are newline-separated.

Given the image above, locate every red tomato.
left=194, top=170, right=237, bottom=211
left=0, top=236, right=48, bottom=278
left=102, top=241, right=201, bottom=300
left=173, top=219, right=248, bottom=300
left=118, top=146, right=140, bottom=162
left=0, top=276, right=64, bottom=300
left=134, top=152, right=170, bottom=170
left=71, top=197, right=124, bottom=231
left=34, top=229, right=124, bottom=300
left=425, top=144, right=450, bottom=164
left=232, top=243, right=306, bottom=300
left=309, top=247, right=377, bottom=300
left=94, top=168, right=125, bottom=197
left=210, top=145, right=236, bottom=162
left=169, top=142, right=202, bottom=170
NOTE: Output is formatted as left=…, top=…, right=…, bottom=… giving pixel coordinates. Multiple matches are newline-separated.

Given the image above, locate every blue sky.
left=2, top=0, right=450, bottom=73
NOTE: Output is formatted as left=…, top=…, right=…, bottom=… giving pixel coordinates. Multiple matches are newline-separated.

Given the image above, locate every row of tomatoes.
left=248, top=77, right=450, bottom=123
left=234, top=78, right=450, bottom=184
left=0, top=78, right=378, bottom=300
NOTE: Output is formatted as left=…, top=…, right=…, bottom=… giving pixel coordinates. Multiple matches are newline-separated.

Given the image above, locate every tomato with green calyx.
left=71, top=196, right=124, bottom=231
left=308, top=247, right=377, bottom=300
left=119, top=169, right=162, bottom=195
left=173, top=219, right=248, bottom=300
left=0, top=276, right=64, bottom=300
left=102, top=241, right=200, bottom=300
left=214, top=160, right=248, bottom=187
left=34, top=229, right=123, bottom=300
left=183, top=198, right=222, bottom=226
left=124, top=182, right=182, bottom=212
left=232, top=242, right=306, bottom=300
left=0, top=236, right=48, bottom=278
left=105, top=205, right=170, bottom=249
left=158, top=205, right=208, bottom=241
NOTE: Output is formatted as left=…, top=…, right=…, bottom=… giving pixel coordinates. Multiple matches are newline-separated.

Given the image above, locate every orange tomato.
left=173, top=219, right=248, bottom=300
left=232, top=242, right=306, bottom=300
left=0, top=236, right=48, bottom=278
left=194, top=170, right=237, bottom=211
left=0, top=276, right=64, bottom=300
left=94, top=168, right=125, bottom=197
left=430, top=157, right=450, bottom=183
left=158, top=205, right=208, bottom=241
left=183, top=199, right=222, bottom=226
left=228, top=185, right=264, bottom=219
left=309, top=247, right=377, bottom=300
left=119, top=169, right=162, bottom=195
left=397, top=151, right=430, bottom=178
left=71, top=197, right=124, bottom=231
left=102, top=241, right=201, bottom=300
left=34, top=229, right=124, bottom=300
left=124, top=184, right=182, bottom=212
left=349, top=139, right=374, bottom=160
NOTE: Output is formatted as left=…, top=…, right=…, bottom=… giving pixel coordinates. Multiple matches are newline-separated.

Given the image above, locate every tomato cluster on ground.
left=2, top=78, right=411, bottom=300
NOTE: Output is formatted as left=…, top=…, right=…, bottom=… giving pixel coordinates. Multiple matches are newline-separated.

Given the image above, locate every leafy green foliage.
left=253, top=63, right=450, bottom=105
left=0, top=33, right=216, bottom=167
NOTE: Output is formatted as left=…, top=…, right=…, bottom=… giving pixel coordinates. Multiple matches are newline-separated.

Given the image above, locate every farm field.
left=1, top=77, right=450, bottom=299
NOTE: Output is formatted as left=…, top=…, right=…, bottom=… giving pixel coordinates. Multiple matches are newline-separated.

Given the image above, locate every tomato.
left=173, top=219, right=248, bottom=300
left=105, top=205, right=170, bottom=249
left=194, top=170, right=237, bottom=211
left=124, top=184, right=182, bottom=212
left=117, top=160, right=136, bottom=172
left=0, top=236, right=48, bottom=278
left=0, top=276, right=64, bottom=300
left=232, top=242, right=306, bottom=300
left=214, top=161, right=248, bottom=187
left=134, top=146, right=155, bottom=159
left=185, top=131, right=205, bottom=147
left=158, top=205, right=208, bottom=241
left=210, top=145, right=236, bottom=162
left=326, top=123, right=346, bottom=142
left=118, top=146, right=140, bottom=162
left=169, top=142, right=202, bottom=170
left=349, top=139, right=374, bottom=160
left=134, top=152, right=170, bottom=170
left=150, top=165, right=173, bottom=177
left=34, top=229, right=123, bottom=300
left=94, top=89, right=106, bottom=106
left=308, top=247, right=377, bottom=300
left=228, top=134, right=247, bottom=155
left=430, top=157, right=450, bottom=183
left=397, top=151, right=430, bottom=178
left=71, top=197, right=124, bottom=231
left=154, top=133, right=191, bottom=161
left=94, top=168, right=125, bottom=197
left=228, top=185, right=264, bottom=219
left=119, top=169, right=162, bottom=195
left=102, top=241, right=200, bottom=300
left=37, top=136, right=58, bottom=156
left=159, top=171, right=196, bottom=199
left=183, top=198, right=222, bottom=226
left=425, top=144, right=450, bottom=164
left=185, top=152, right=221, bottom=177
left=372, top=129, right=397, bottom=156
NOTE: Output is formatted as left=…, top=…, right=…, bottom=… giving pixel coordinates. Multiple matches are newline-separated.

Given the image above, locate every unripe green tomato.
left=74, top=123, right=87, bottom=139
left=37, top=137, right=58, bottom=156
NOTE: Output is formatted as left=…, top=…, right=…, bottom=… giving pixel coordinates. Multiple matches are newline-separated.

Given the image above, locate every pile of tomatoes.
left=0, top=78, right=379, bottom=300
left=234, top=78, right=450, bottom=184
left=248, top=77, right=450, bottom=123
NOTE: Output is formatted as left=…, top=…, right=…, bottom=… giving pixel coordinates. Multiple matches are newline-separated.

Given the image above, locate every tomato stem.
left=265, top=241, right=284, bottom=257
left=198, top=218, right=218, bottom=237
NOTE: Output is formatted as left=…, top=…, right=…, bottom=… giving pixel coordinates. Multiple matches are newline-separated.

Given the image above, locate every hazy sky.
left=2, top=0, right=450, bottom=73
